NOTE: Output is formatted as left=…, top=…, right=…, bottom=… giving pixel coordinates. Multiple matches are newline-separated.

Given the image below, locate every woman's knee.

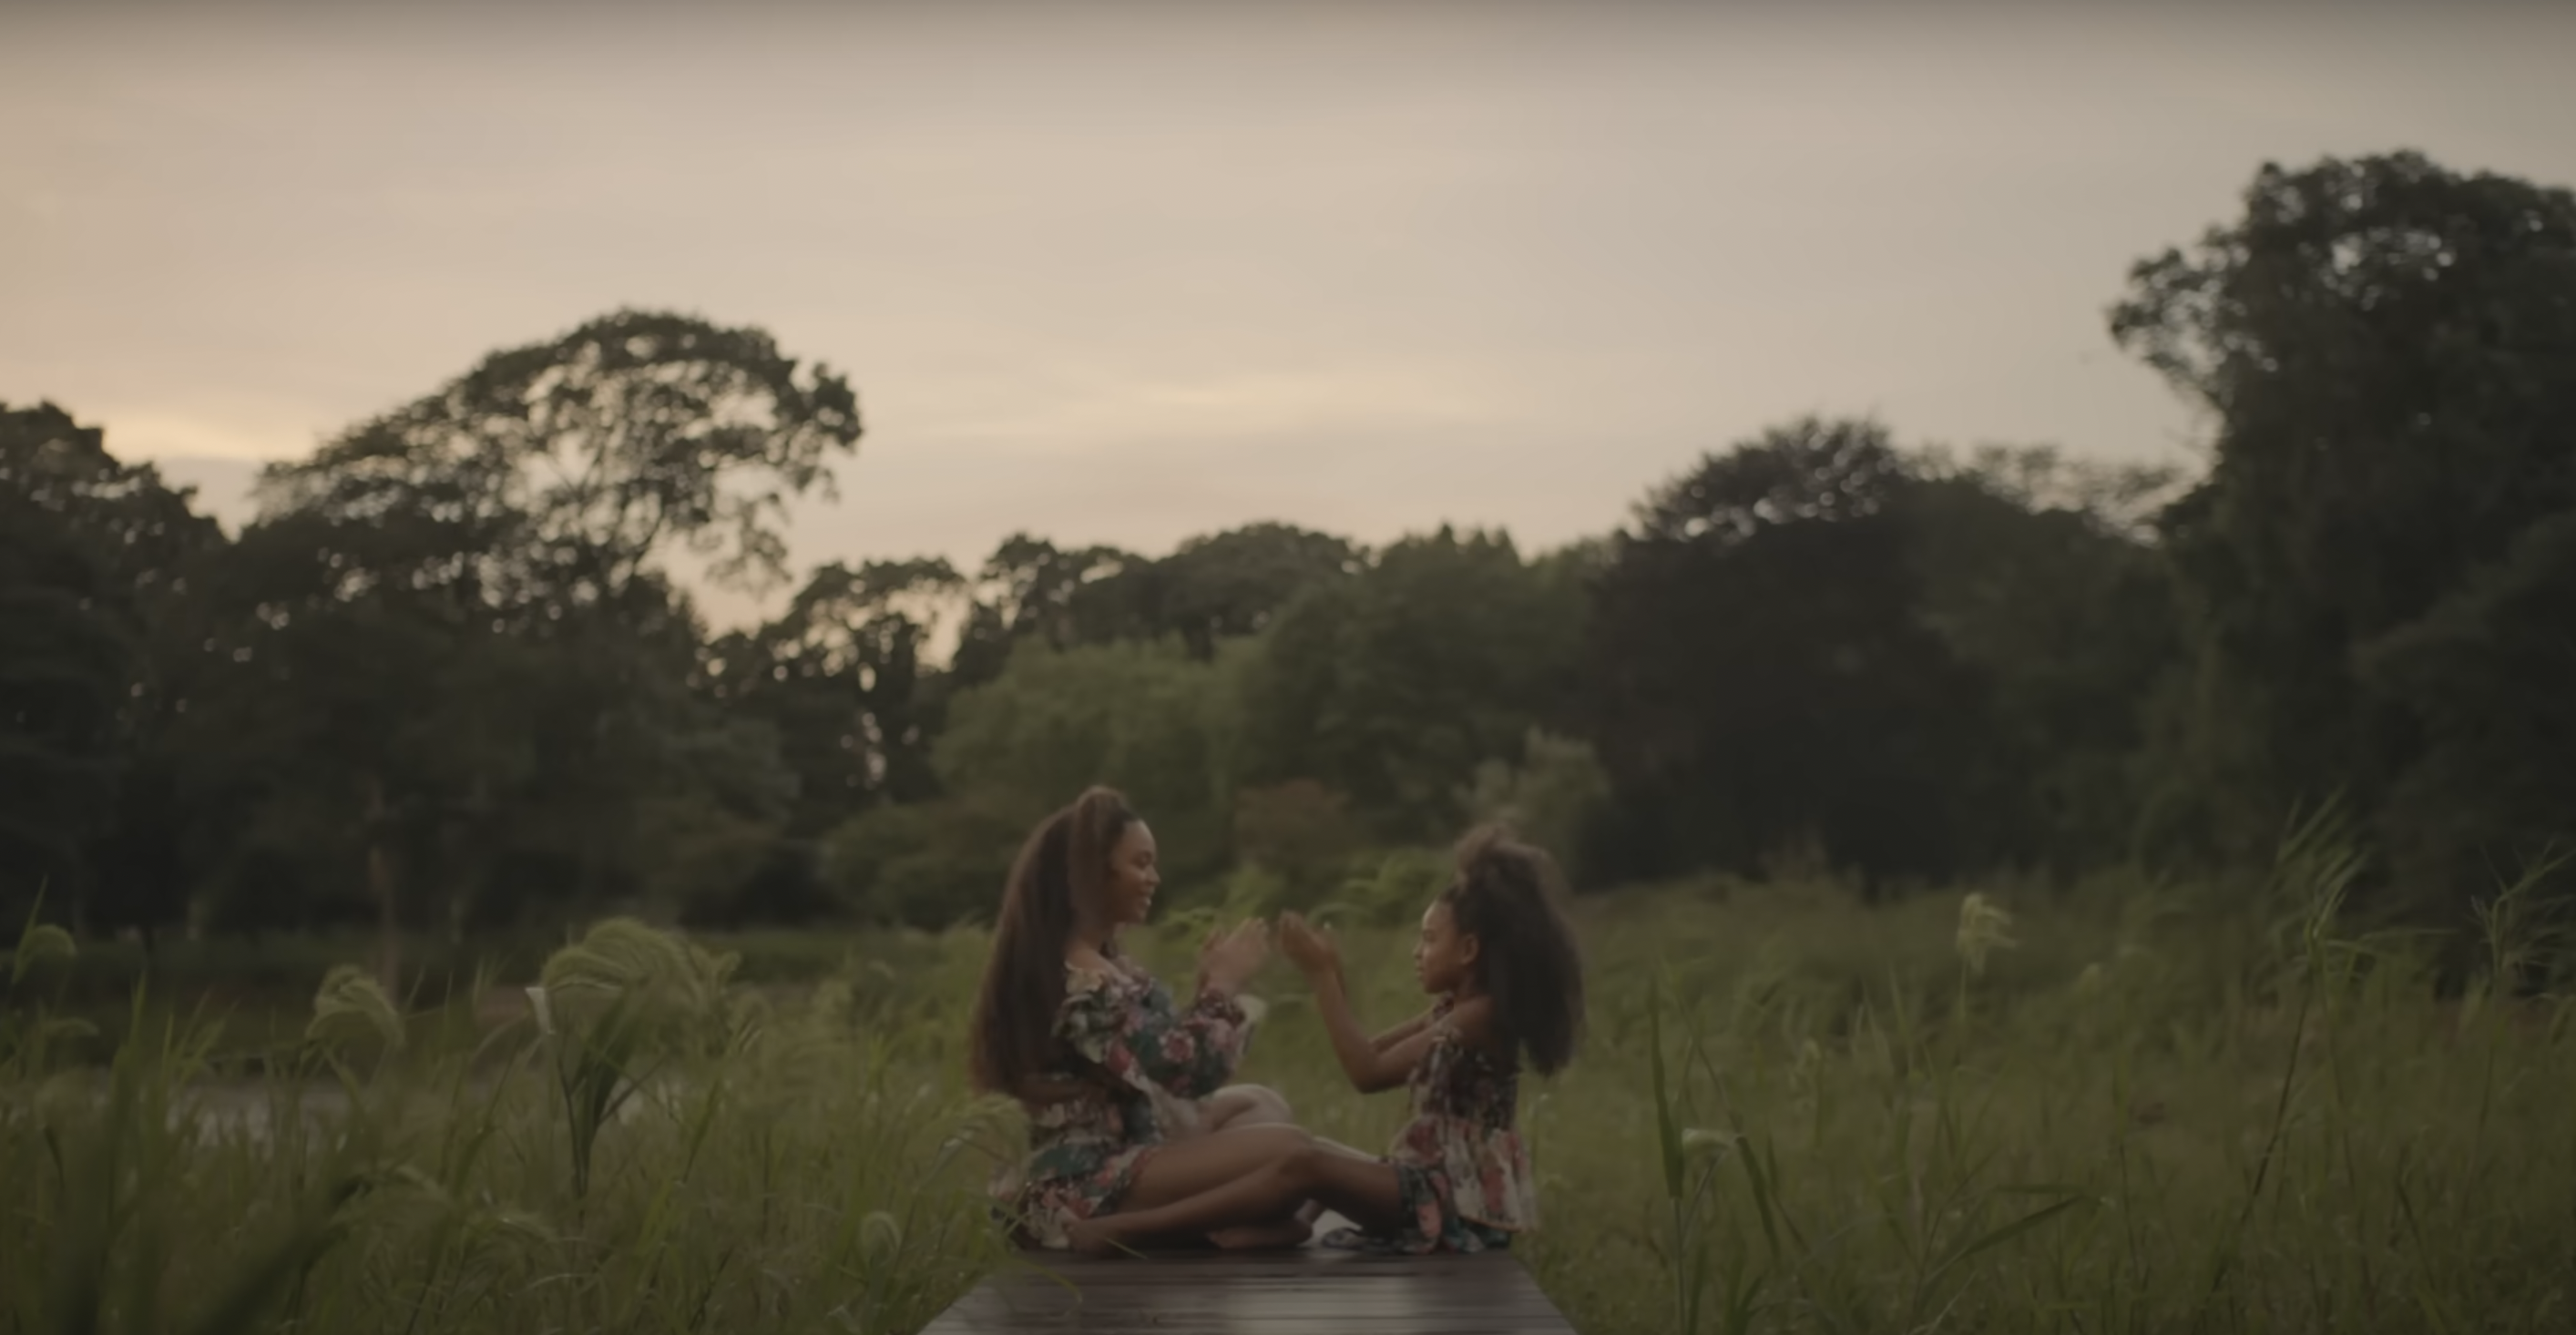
left=1208, top=1124, right=1313, bottom=1161
left=1222, top=1084, right=1294, bottom=1126
left=1122, top=1123, right=1315, bottom=1209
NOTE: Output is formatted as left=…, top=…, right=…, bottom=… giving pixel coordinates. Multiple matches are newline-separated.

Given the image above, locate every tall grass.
left=1476, top=815, right=2576, bottom=1334
left=5, top=831, right=2572, bottom=1333
left=2, top=918, right=1012, bottom=1335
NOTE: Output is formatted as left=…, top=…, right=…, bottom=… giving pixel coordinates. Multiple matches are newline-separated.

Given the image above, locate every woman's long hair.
left=969, top=786, right=1140, bottom=1097
left=1443, top=823, right=1587, bottom=1076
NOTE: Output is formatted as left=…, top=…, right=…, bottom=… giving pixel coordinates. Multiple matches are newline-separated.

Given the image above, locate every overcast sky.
left=6, top=1, right=2573, bottom=625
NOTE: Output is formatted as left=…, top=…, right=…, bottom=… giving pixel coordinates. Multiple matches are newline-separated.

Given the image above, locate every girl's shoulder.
left=1432, top=992, right=1489, bottom=1028
left=1433, top=994, right=1516, bottom=1067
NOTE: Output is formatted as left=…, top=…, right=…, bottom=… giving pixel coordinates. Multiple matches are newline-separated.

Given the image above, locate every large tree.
left=181, top=311, right=850, bottom=965
left=2111, top=152, right=2576, bottom=903
left=2358, top=512, right=2576, bottom=910
left=0, top=403, right=221, bottom=931
left=1085, top=523, right=1364, bottom=660
left=946, top=524, right=1362, bottom=685
left=1584, top=419, right=1992, bottom=891
left=1239, top=526, right=1581, bottom=843
left=259, top=308, right=863, bottom=610
left=1903, top=446, right=2184, bottom=873
left=934, top=637, right=1242, bottom=859
left=946, top=535, right=1138, bottom=688
left=707, top=557, right=966, bottom=833
left=167, top=510, right=509, bottom=938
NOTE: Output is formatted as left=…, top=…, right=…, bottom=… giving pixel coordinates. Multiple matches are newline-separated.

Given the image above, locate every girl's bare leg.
left=1072, top=1145, right=1409, bottom=1257
left=1292, top=1136, right=1380, bottom=1227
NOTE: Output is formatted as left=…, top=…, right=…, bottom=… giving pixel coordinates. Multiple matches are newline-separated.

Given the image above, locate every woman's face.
left=1101, top=820, right=1161, bottom=927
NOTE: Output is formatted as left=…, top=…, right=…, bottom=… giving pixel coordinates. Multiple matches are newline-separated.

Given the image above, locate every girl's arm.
left=1308, top=969, right=1428, bottom=1094
left=1313, top=978, right=1499, bottom=1095
left=1310, top=949, right=1426, bottom=1050
left=1279, top=912, right=1458, bottom=1091
left=1370, top=1007, right=1437, bottom=1052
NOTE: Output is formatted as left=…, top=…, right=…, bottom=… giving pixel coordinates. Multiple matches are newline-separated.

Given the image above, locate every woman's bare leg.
left=1195, top=1085, right=1294, bottom=1134
left=1090, top=1101, right=1371, bottom=1251
left=1196, top=1103, right=1327, bottom=1247
left=1072, top=1144, right=1410, bottom=1256
left=1059, top=1125, right=1314, bottom=1252
left=1171, top=1088, right=1316, bottom=1248
left=1119, top=1126, right=1312, bottom=1209
left=1200, top=1118, right=1367, bottom=1239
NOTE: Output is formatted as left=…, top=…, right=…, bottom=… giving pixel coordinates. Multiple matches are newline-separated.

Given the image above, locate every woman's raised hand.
left=1196, top=918, right=1271, bottom=996
left=1277, top=912, right=1341, bottom=980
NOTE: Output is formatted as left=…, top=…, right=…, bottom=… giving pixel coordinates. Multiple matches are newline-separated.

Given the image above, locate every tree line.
left=6, top=151, right=2572, bottom=957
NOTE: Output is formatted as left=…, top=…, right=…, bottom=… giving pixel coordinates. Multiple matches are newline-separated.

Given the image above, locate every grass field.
left=5, top=834, right=2573, bottom=1334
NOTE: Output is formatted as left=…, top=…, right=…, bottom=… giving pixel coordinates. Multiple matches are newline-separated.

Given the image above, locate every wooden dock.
left=919, top=1242, right=1579, bottom=1334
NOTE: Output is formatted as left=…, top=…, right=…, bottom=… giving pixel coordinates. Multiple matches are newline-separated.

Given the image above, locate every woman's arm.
left=1064, top=972, right=1252, bottom=1100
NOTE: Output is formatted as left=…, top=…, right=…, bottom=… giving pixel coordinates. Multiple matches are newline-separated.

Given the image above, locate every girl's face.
left=1101, top=820, right=1161, bottom=928
left=1413, top=897, right=1478, bottom=995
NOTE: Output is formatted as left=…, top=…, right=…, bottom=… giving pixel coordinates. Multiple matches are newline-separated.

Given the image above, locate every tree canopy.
left=14, top=150, right=2575, bottom=946
left=2112, top=152, right=2576, bottom=910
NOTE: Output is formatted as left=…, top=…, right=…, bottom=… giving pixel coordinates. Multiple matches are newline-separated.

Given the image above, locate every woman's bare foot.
left=1207, top=1218, right=1313, bottom=1251
left=1063, top=1218, right=1127, bottom=1258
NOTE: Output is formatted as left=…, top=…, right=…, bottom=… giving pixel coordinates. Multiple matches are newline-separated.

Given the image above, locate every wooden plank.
left=925, top=1320, right=1572, bottom=1333
left=947, top=1275, right=1543, bottom=1309
left=954, top=1255, right=1534, bottom=1282
left=920, top=1241, right=1577, bottom=1334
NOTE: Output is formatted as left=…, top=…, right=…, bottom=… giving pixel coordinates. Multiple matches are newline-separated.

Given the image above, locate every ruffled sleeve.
left=1058, top=964, right=1251, bottom=1101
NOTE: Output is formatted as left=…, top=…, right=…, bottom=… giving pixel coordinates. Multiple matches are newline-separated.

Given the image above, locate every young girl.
left=1065, top=824, right=1587, bottom=1257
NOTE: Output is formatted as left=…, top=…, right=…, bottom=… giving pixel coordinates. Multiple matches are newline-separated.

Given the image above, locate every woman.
left=969, top=786, right=1326, bottom=1250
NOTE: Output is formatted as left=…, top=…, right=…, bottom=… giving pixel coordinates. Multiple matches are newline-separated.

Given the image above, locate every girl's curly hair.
left=1442, top=823, right=1587, bottom=1076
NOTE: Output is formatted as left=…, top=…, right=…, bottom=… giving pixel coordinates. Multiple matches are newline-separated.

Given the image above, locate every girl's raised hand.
left=1277, top=912, right=1341, bottom=978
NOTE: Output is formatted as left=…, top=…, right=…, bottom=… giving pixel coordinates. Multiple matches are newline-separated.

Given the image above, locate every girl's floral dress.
left=1322, top=995, right=1539, bottom=1254
left=989, top=956, right=1252, bottom=1250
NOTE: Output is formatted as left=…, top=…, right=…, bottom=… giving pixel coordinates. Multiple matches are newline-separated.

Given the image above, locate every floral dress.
left=989, top=957, right=1253, bottom=1250
left=1322, top=995, right=1540, bottom=1254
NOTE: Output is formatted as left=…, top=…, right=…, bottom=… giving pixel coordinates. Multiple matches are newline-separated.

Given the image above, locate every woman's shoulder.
left=1063, top=953, right=1152, bottom=1002
left=1062, top=960, right=1117, bottom=999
